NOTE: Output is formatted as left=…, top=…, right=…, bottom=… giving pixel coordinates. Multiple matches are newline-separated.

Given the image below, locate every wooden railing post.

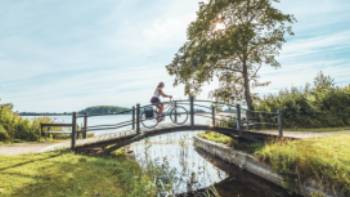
left=236, top=104, right=242, bottom=135
left=211, top=105, right=216, bottom=127
left=190, top=96, right=194, bottom=127
left=83, top=113, right=88, bottom=139
left=278, top=110, right=283, bottom=137
left=71, top=112, right=77, bottom=150
left=132, top=106, right=136, bottom=130
left=174, top=101, right=178, bottom=123
left=136, top=104, right=140, bottom=134
left=40, top=124, right=43, bottom=137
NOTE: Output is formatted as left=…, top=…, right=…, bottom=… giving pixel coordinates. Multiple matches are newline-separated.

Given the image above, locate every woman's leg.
left=156, top=103, right=164, bottom=121
left=159, top=103, right=164, bottom=114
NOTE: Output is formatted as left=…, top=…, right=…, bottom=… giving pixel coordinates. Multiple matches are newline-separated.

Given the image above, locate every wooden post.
left=174, top=101, right=178, bottom=123
left=40, top=124, right=43, bottom=137
left=71, top=112, right=77, bottom=150
left=236, top=104, right=242, bottom=135
left=132, top=106, right=136, bottom=130
left=211, top=105, right=216, bottom=127
left=83, top=113, right=88, bottom=139
left=136, top=104, right=140, bottom=134
left=278, top=110, right=283, bottom=138
left=190, top=96, right=194, bottom=127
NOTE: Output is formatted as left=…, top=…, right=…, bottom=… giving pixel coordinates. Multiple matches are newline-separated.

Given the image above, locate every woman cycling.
left=151, top=82, right=172, bottom=121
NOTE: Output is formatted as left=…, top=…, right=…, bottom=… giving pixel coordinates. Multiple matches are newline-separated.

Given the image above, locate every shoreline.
left=193, top=136, right=333, bottom=197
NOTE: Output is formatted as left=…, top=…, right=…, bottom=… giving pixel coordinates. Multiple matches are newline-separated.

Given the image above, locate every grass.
left=0, top=151, right=156, bottom=197
left=198, top=131, right=350, bottom=195
left=256, top=135, right=350, bottom=195
left=198, top=131, right=234, bottom=146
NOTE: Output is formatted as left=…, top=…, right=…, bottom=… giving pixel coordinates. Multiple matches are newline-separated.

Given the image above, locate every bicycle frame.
left=153, top=99, right=176, bottom=117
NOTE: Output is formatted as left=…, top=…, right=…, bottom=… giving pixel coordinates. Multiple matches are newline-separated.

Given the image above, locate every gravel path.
left=0, top=141, right=68, bottom=156
left=251, top=130, right=350, bottom=139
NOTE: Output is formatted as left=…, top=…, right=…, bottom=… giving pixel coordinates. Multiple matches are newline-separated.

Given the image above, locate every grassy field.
left=256, top=135, right=350, bottom=195
left=0, top=151, right=155, bottom=197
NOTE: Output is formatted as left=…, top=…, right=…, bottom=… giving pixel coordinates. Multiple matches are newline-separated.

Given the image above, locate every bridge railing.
left=241, top=108, right=283, bottom=137
left=37, top=97, right=283, bottom=150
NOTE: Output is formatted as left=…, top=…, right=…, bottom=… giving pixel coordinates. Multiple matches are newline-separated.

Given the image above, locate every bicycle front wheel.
left=170, top=106, right=189, bottom=125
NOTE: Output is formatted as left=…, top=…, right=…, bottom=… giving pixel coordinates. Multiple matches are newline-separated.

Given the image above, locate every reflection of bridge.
left=42, top=97, right=284, bottom=153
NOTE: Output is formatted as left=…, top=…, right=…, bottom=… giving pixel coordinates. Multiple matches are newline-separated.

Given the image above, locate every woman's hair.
left=157, top=82, right=165, bottom=88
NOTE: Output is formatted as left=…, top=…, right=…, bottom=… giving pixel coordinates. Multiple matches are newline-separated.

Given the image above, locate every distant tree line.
left=79, top=106, right=131, bottom=116
left=19, top=106, right=131, bottom=117
left=255, top=72, right=350, bottom=128
left=19, top=112, right=72, bottom=116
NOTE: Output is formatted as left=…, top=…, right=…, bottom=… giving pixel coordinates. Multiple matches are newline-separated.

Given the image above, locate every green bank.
left=0, top=151, right=156, bottom=197
left=199, top=132, right=350, bottom=195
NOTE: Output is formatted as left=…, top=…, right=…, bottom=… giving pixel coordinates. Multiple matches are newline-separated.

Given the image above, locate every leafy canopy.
left=167, top=0, right=295, bottom=105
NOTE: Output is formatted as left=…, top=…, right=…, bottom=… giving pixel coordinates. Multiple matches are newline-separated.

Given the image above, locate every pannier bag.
left=144, top=107, right=154, bottom=119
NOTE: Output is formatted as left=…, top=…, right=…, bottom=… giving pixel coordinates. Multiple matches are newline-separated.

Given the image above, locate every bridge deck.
left=43, top=123, right=290, bottom=152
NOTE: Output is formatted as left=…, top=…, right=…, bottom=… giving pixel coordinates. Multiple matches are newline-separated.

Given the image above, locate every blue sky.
left=0, top=0, right=349, bottom=112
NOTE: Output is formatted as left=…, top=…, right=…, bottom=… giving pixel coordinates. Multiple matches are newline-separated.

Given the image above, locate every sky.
left=0, top=0, right=349, bottom=112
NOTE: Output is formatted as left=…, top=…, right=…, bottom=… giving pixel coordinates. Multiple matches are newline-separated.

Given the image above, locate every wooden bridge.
left=41, top=97, right=284, bottom=153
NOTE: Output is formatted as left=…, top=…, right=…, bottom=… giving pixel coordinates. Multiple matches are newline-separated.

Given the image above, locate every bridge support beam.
left=278, top=110, right=283, bottom=137
left=236, top=104, right=242, bottom=136
left=136, top=104, right=141, bottom=134
left=132, top=106, right=135, bottom=130
left=190, top=96, right=194, bottom=127
left=71, top=112, right=77, bottom=150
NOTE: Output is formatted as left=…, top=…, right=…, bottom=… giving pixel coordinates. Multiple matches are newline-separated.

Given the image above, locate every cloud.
left=1, top=0, right=350, bottom=112
left=281, top=31, right=350, bottom=59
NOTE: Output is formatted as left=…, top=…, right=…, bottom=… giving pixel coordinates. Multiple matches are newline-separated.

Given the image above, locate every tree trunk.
left=242, top=61, right=254, bottom=111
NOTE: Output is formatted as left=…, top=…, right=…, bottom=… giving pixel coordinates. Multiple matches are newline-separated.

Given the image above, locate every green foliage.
left=80, top=105, right=130, bottom=115
left=198, top=131, right=234, bottom=146
left=167, top=0, right=295, bottom=110
left=0, top=125, right=10, bottom=141
left=0, top=152, right=156, bottom=197
left=0, top=102, right=53, bottom=142
left=256, top=135, right=350, bottom=196
left=256, top=73, right=350, bottom=128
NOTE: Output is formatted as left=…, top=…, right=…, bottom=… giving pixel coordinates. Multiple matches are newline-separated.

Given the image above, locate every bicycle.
left=140, top=99, right=189, bottom=129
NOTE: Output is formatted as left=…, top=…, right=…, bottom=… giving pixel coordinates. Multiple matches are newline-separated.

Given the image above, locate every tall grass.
left=198, top=131, right=234, bottom=146
left=256, top=135, right=350, bottom=196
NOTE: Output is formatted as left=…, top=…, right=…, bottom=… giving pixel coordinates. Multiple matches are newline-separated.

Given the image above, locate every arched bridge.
left=41, top=97, right=284, bottom=153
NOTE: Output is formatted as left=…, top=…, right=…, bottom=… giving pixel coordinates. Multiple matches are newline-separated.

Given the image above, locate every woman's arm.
left=159, top=89, right=172, bottom=99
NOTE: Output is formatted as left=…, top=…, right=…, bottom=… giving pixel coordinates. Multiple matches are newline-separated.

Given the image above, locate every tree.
left=313, top=71, right=335, bottom=92
left=167, top=0, right=295, bottom=110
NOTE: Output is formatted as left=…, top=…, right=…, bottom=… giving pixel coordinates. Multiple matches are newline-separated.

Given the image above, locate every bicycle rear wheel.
left=170, top=106, right=188, bottom=125
left=140, top=110, right=159, bottom=129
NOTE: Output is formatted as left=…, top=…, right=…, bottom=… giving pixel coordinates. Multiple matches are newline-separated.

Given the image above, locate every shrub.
left=0, top=125, right=10, bottom=141
left=255, top=74, right=350, bottom=129
left=0, top=102, right=51, bottom=142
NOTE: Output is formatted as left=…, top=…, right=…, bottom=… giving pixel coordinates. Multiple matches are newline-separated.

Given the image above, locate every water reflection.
left=128, top=132, right=228, bottom=194
left=128, top=131, right=294, bottom=197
